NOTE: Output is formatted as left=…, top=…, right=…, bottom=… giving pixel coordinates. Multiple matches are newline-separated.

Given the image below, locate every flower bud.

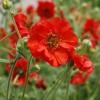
left=2, top=0, right=12, bottom=10
left=82, top=39, right=92, bottom=47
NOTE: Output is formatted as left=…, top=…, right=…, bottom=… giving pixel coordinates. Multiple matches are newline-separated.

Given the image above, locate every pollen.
left=47, top=34, right=59, bottom=48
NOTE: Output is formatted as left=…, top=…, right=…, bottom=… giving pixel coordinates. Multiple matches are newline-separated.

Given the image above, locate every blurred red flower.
left=73, top=54, right=93, bottom=73
left=14, top=13, right=30, bottom=37
left=36, top=79, right=47, bottom=90
left=9, top=7, right=35, bottom=47
left=70, top=53, right=93, bottom=85
left=37, top=1, right=55, bottom=19
left=0, top=28, right=6, bottom=40
left=9, top=24, right=18, bottom=48
left=26, top=5, right=35, bottom=15
left=6, top=58, right=28, bottom=86
left=82, top=19, right=100, bottom=48
left=5, top=58, right=47, bottom=88
left=70, top=71, right=87, bottom=85
left=28, top=18, right=78, bottom=67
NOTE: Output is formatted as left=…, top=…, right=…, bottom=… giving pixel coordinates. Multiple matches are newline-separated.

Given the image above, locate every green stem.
left=43, top=71, right=65, bottom=100
left=0, top=47, right=15, bottom=56
left=65, top=65, right=73, bottom=100
left=0, top=31, right=16, bottom=42
left=9, top=11, right=25, bottom=57
left=0, top=58, right=10, bottom=63
left=43, top=65, right=72, bottom=100
left=9, top=12, right=21, bottom=39
left=21, top=56, right=32, bottom=100
left=5, top=55, right=19, bottom=100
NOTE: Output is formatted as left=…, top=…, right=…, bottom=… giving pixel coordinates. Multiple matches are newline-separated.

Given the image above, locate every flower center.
left=43, top=8, right=50, bottom=18
left=90, top=27, right=94, bottom=33
left=44, top=8, right=50, bottom=13
left=47, top=34, right=59, bottom=48
left=16, top=68, right=25, bottom=76
left=25, top=19, right=32, bottom=28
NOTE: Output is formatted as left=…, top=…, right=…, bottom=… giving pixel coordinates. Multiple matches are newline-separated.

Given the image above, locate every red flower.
left=37, top=1, right=55, bottom=19
left=70, top=72, right=87, bottom=85
left=29, top=72, right=39, bottom=81
left=5, top=57, right=46, bottom=87
left=70, top=53, right=94, bottom=85
left=9, top=24, right=18, bottom=48
left=73, top=54, right=93, bottom=73
left=14, top=13, right=30, bottom=37
left=82, top=19, right=100, bottom=48
left=9, top=13, right=34, bottom=47
left=28, top=18, right=78, bottom=67
left=6, top=58, right=28, bottom=86
left=36, top=79, right=47, bottom=90
left=26, top=5, right=35, bottom=27
left=29, top=72, right=47, bottom=89
left=0, top=28, right=6, bottom=40
left=26, top=5, right=34, bottom=15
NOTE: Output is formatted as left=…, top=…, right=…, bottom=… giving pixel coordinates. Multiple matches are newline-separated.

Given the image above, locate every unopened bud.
left=2, top=0, right=12, bottom=10
left=82, top=39, right=92, bottom=47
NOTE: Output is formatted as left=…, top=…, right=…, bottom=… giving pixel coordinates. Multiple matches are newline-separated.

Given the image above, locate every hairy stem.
left=5, top=55, right=19, bottom=100
left=21, top=56, right=32, bottom=100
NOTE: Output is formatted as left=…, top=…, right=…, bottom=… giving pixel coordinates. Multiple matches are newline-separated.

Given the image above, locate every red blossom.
left=6, top=58, right=28, bottom=86
left=73, top=54, right=93, bottom=73
left=70, top=53, right=94, bottom=85
left=5, top=58, right=46, bottom=87
left=14, top=13, right=30, bottom=37
left=6, top=58, right=32, bottom=86
left=70, top=71, right=87, bottom=85
left=26, top=5, right=34, bottom=15
left=36, top=79, right=47, bottom=90
left=9, top=24, right=18, bottom=48
left=29, top=72, right=39, bottom=81
left=82, top=19, right=100, bottom=48
left=5, top=64, right=10, bottom=73
left=9, top=12, right=34, bottom=48
left=28, top=18, right=78, bottom=67
left=37, top=1, right=55, bottom=19
left=0, top=28, right=6, bottom=40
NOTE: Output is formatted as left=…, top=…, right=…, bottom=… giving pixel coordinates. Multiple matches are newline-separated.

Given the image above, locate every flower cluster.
left=70, top=54, right=93, bottom=84
left=82, top=19, right=100, bottom=48
left=6, top=57, right=46, bottom=89
left=1, top=1, right=100, bottom=97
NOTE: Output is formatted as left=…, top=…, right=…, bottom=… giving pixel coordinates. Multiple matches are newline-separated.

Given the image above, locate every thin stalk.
left=5, top=56, right=18, bottom=100
left=42, top=66, right=70, bottom=100
left=21, top=56, right=32, bottom=100
left=43, top=72, right=65, bottom=100
left=9, top=11, right=25, bottom=57
left=0, top=31, right=16, bottom=42
left=65, top=66, right=73, bottom=100
left=0, top=47, right=15, bottom=56
left=9, top=12, right=21, bottom=39
left=0, top=58, right=10, bottom=63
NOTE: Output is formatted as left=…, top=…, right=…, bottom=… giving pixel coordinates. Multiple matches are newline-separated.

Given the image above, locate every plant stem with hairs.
left=5, top=54, right=20, bottom=100
left=21, top=56, right=32, bottom=100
